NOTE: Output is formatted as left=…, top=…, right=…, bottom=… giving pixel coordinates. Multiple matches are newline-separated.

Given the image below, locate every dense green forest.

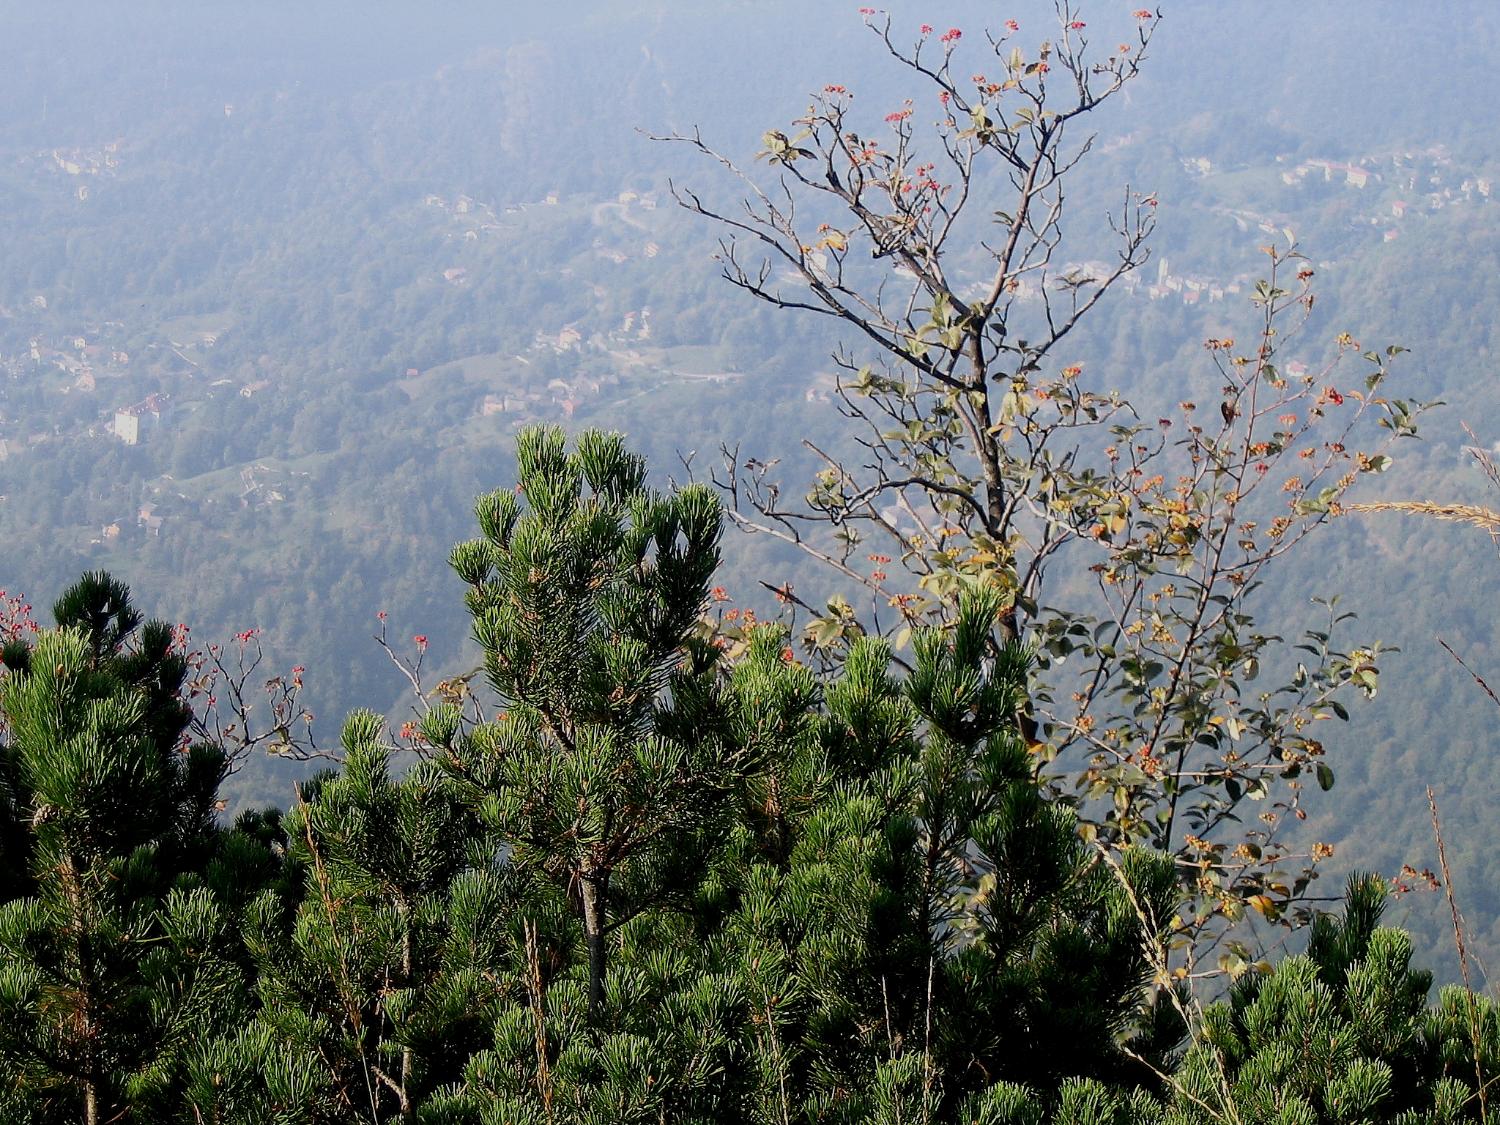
left=3, top=2, right=1500, bottom=1097
left=5, top=444, right=1500, bottom=1124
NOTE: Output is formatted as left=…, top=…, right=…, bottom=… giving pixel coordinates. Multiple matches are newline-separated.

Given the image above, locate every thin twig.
left=1438, top=637, right=1500, bottom=711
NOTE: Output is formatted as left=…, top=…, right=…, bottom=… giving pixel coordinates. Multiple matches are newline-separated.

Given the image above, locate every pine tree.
left=445, top=426, right=735, bottom=1016
left=712, top=591, right=1181, bottom=1122
left=0, top=573, right=244, bottom=1124
left=1164, top=876, right=1500, bottom=1125
left=186, top=711, right=514, bottom=1124
left=432, top=428, right=1181, bottom=1120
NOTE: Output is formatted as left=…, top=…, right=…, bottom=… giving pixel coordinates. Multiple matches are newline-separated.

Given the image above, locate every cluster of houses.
left=965, top=253, right=1250, bottom=310
left=24, top=143, right=124, bottom=203
left=1117, top=143, right=1497, bottom=300
left=2, top=177, right=685, bottom=507
left=24, top=332, right=132, bottom=391
left=428, top=187, right=663, bottom=272
left=424, top=191, right=548, bottom=247
left=1282, top=158, right=1375, bottom=190
left=0, top=328, right=141, bottom=457
left=0, top=316, right=266, bottom=471
left=89, top=459, right=307, bottom=545
left=1132, top=257, right=1248, bottom=307
left=1276, top=145, right=1493, bottom=243
left=95, top=501, right=166, bottom=545
left=46, top=142, right=120, bottom=179
left=467, top=307, right=659, bottom=422
left=410, top=186, right=672, bottom=424
left=479, top=373, right=620, bottom=421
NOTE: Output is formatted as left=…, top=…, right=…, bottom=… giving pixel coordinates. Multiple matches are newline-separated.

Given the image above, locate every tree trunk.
left=64, top=855, right=101, bottom=1125
left=399, top=899, right=414, bottom=1122
left=579, top=869, right=610, bottom=1016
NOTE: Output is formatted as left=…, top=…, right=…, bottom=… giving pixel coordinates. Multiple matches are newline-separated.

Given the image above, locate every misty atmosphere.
left=3, top=2, right=1500, bottom=1121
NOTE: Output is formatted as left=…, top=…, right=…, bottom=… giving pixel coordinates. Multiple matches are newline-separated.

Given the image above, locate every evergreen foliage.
left=1165, top=876, right=1500, bottom=1125
left=707, top=599, right=1181, bottom=1120
left=0, top=439, right=1498, bottom=1125
left=185, top=711, right=511, bottom=1123
left=0, top=573, right=249, bottom=1125
left=444, top=425, right=733, bottom=1015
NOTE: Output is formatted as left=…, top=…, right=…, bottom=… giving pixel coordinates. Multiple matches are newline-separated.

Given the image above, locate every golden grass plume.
left=1346, top=501, right=1500, bottom=533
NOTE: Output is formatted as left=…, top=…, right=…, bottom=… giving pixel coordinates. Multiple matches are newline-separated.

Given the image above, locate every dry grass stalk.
left=1462, top=424, right=1500, bottom=494
left=1093, top=846, right=1242, bottom=1125
left=1428, top=786, right=1489, bottom=1124
left=525, top=921, right=555, bottom=1124
left=1346, top=501, right=1500, bottom=535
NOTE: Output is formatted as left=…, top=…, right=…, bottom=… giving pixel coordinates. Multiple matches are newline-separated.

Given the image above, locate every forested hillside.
left=1, top=0, right=1499, bottom=986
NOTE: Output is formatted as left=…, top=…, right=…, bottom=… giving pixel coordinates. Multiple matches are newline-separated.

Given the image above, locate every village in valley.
left=0, top=174, right=750, bottom=548
left=1117, top=142, right=1493, bottom=310
left=0, top=134, right=1493, bottom=551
